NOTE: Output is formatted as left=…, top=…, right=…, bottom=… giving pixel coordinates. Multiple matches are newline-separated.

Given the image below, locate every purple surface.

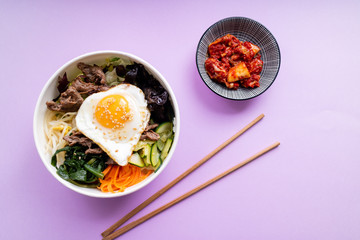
left=1, top=0, right=360, bottom=239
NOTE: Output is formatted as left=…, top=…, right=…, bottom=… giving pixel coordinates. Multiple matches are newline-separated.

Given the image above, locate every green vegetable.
left=84, top=163, right=105, bottom=179
left=51, top=146, right=72, bottom=166
left=139, top=144, right=151, bottom=166
left=52, top=145, right=107, bottom=187
left=150, top=142, right=161, bottom=167
left=155, top=122, right=173, bottom=142
left=155, top=122, right=173, bottom=135
left=134, top=140, right=155, bottom=151
left=156, top=139, right=165, bottom=151
left=160, top=138, right=173, bottom=161
left=130, top=121, right=174, bottom=171
left=144, top=154, right=151, bottom=167
left=110, top=57, right=120, bottom=62
left=70, top=169, right=87, bottom=181
left=128, top=152, right=145, bottom=167
left=154, top=159, right=162, bottom=173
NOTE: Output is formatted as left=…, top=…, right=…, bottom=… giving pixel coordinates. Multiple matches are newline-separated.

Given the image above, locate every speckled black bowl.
left=196, top=17, right=281, bottom=100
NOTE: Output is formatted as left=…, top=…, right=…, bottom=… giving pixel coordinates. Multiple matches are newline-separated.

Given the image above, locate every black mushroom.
left=124, top=63, right=174, bottom=122
left=57, top=72, right=69, bottom=94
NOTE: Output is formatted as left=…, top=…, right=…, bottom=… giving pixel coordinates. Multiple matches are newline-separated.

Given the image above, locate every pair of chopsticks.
left=102, top=113, right=279, bottom=239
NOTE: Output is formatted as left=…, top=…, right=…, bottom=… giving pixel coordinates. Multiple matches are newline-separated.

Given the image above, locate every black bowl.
left=196, top=17, right=281, bottom=100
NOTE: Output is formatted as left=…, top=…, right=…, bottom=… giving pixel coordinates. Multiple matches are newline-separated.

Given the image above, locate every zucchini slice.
left=156, top=139, right=165, bottom=151
left=134, top=140, right=155, bottom=152
left=139, top=144, right=151, bottom=158
left=151, top=143, right=161, bottom=167
left=154, top=159, right=162, bottom=173
left=128, top=152, right=144, bottom=167
left=139, top=144, right=151, bottom=167
left=155, top=122, right=173, bottom=134
left=160, top=138, right=173, bottom=161
left=156, top=122, right=173, bottom=142
left=144, top=154, right=151, bottom=167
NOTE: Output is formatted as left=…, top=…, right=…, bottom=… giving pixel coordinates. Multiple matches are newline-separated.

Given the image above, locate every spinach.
left=109, top=57, right=120, bottom=62
left=52, top=145, right=107, bottom=188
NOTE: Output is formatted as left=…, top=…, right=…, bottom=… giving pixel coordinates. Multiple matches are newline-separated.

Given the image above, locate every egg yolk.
left=95, top=94, right=133, bottom=129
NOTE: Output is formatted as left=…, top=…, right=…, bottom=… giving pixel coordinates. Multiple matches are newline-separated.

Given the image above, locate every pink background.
left=1, top=0, right=360, bottom=239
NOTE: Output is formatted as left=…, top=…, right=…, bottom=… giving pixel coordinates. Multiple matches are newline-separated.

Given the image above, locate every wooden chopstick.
left=101, top=114, right=264, bottom=237
left=104, top=141, right=280, bottom=239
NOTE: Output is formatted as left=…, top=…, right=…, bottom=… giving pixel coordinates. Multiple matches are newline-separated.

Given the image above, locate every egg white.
left=75, top=84, right=150, bottom=166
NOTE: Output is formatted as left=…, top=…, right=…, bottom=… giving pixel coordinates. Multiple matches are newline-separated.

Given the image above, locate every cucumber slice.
left=160, top=138, right=173, bottom=161
left=144, top=153, right=151, bottom=167
left=156, top=122, right=173, bottom=142
left=156, top=139, right=165, bottom=151
left=155, top=122, right=173, bottom=134
left=154, top=159, right=162, bottom=172
left=139, top=144, right=151, bottom=167
left=139, top=144, right=151, bottom=158
left=128, top=152, right=144, bottom=167
left=160, top=132, right=172, bottom=142
left=150, top=143, right=160, bottom=167
left=134, top=140, right=156, bottom=151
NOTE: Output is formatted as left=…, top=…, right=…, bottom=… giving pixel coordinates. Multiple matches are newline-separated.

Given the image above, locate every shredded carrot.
left=98, top=164, right=153, bottom=193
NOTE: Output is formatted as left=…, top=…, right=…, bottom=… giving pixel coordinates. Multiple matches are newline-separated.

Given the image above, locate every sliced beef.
left=140, top=130, right=160, bottom=141
left=145, top=123, right=159, bottom=131
left=46, top=86, right=83, bottom=112
left=84, top=148, right=104, bottom=155
left=63, top=131, right=92, bottom=147
left=77, top=62, right=106, bottom=85
left=72, top=76, right=110, bottom=95
left=140, top=123, right=160, bottom=141
left=105, top=158, right=116, bottom=165
left=63, top=131, right=104, bottom=155
left=47, top=73, right=111, bottom=113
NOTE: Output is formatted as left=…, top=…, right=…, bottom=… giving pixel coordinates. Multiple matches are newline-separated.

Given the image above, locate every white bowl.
left=33, top=51, right=180, bottom=198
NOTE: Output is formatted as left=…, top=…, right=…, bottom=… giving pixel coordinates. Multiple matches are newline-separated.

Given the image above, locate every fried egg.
left=75, top=84, right=150, bottom=166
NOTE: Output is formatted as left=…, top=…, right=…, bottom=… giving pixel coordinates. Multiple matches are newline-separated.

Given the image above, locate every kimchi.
left=205, top=34, right=263, bottom=90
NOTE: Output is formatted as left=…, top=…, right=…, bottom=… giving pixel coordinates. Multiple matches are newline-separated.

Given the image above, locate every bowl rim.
left=33, top=50, right=180, bottom=198
left=195, top=16, right=281, bottom=101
